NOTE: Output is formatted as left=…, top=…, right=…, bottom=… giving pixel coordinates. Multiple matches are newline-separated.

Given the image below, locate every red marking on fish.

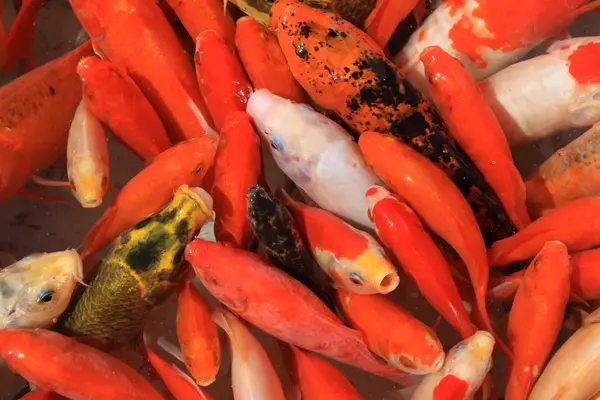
left=433, top=375, right=469, bottom=400
left=569, top=42, right=600, bottom=84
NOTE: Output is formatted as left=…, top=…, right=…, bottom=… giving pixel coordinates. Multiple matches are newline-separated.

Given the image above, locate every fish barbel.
left=64, top=185, right=213, bottom=346
left=0, top=250, right=82, bottom=329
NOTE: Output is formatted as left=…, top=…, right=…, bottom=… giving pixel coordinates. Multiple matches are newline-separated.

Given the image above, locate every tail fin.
left=80, top=207, right=116, bottom=261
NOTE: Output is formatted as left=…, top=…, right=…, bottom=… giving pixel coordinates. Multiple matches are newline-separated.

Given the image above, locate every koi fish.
left=282, top=192, right=399, bottom=295
left=526, top=123, right=600, bottom=217
left=396, top=0, right=594, bottom=95
left=80, top=137, right=215, bottom=262
left=145, top=343, right=214, bottom=400
left=336, top=288, right=445, bottom=375
left=359, top=131, right=511, bottom=356
left=212, top=308, right=285, bottom=400
left=0, top=329, right=162, bottom=400
left=166, top=0, right=236, bottom=46
left=481, top=37, right=600, bottom=146
left=235, top=16, right=308, bottom=103
left=65, top=98, right=109, bottom=208
left=282, top=343, right=365, bottom=400
left=69, top=0, right=217, bottom=143
left=176, top=280, right=220, bottom=386
left=77, top=56, right=172, bottom=162
left=0, top=250, right=82, bottom=329
left=488, top=196, right=600, bottom=267
left=0, top=0, right=45, bottom=72
left=185, top=240, right=416, bottom=384
left=246, top=185, right=336, bottom=309
left=246, top=89, right=380, bottom=230
left=65, top=185, right=213, bottom=346
left=0, top=42, right=93, bottom=203
left=194, top=31, right=253, bottom=131
left=364, top=0, right=422, bottom=49
left=20, top=391, right=67, bottom=400
left=528, top=309, right=600, bottom=400
left=410, top=331, right=495, bottom=400
left=269, top=0, right=516, bottom=245
left=211, top=112, right=261, bottom=248
left=420, top=45, right=530, bottom=230
left=505, top=241, right=571, bottom=400
left=366, top=185, right=476, bottom=339
left=228, top=0, right=377, bottom=27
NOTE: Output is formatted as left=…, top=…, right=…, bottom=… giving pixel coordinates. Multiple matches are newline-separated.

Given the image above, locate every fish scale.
left=63, top=185, right=212, bottom=347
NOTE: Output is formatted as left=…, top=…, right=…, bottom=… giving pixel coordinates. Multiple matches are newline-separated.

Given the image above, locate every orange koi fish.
left=506, top=241, right=571, bottom=400
left=77, top=56, right=172, bottom=162
left=411, top=331, right=495, bottom=400
left=166, top=0, right=236, bottom=46
left=0, top=329, right=162, bottom=400
left=488, top=196, right=600, bottom=267
left=364, top=0, right=421, bottom=49
left=420, top=46, right=530, bottom=230
left=359, top=131, right=511, bottom=356
left=185, top=240, right=416, bottom=385
left=81, top=138, right=215, bottom=262
left=526, top=123, right=600, bottom=218
left=1, top=0, right=45, bottom=72
left=146, top=344, right=214, bottom=400
left=269, top=0, right=516, bottom=246
left=20, top=391, right=67, bottom=400
left=0, top=42, right=93, bottom=204
left=176, top=280, right=220, bottom=386
left=235, top=16, right=308, bottom=103
left=69, top=0, right=217, bottom=143
left=489, top=247, right=600, bottom=302
left=336, top=288, right=445, bottom=375
left=212, top=308, right=285, bottom=400
left=283, top=193, right=399, bottom=295
left=366, top=185, right=476, bottom=339
left=211, top=112, right=262, bottom=248
left=195, top=31, right=253, bottom=131
left=282, top=343, right=365, bottom=400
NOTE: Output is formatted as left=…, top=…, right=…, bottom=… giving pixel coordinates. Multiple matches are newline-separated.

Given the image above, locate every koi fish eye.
left=193, top=164, right=203, bottom=174
left=269, top=138, right=284, bottom=152
left=349, top=272, right=364, bottom=286
left=37, top=288, right=55, bottom=303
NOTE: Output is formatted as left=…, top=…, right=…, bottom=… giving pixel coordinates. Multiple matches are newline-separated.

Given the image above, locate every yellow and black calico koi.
left=246, top=185, right=337, bottom=310
left=63, top=185, right=213, bottom=346
left=271, top=0, right=516, bottom=245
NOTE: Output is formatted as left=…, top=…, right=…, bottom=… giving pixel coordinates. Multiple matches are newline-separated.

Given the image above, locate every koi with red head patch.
left=488, top=196, right=600, bottom=267
left=420, top=46, right=530, bottom=230
left=506, top=241, right=571, bottom=400
left=269, top=0, right=516, bottom=245
left=336, top=288, right=445, bottom=375
left=366, top=185, right=476, bottom=339
left=411, top=331, right=495, bottom=400
left=283, top=192, right=399, bottom=295
left=359, top=132, right=512, bottom=356
left=185, top=240, right=416, bottom=385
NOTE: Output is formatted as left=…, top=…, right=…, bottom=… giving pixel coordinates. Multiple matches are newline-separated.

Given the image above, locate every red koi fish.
left=185, top=240, right=416, bottom=385
left=1, top=0, right=45, bottom=72
left=420, top=46, right=530, bottom=230
left=81, top=138, right=215, bottom=262
left=336, top=288, right=445, bottom=375
left=69, top=0, right=216, bottom=143
left=77, top=56, right=172, bottom=162
left=282, top=343, right=365, bottom=400
left=283, top=193, right=400, bottom=295
left=359, top=131, right=511, bottom=356
left=235, top=16, right=308, bottom=103
left=146, top=344, right=214, bottom=400
left=176, top=281, right=220, bottom=386
left=488, top=196, right=600, bottom=267
left=19, top=391, right=67, bottom=400
left=506, top=241, right=571, bottom=400
left=364, top=0, right=421, bottom=49
left=166, top=0, right=236, bottom=46
left=366, top=185, right=476, bottom=339
left=0, top=329, right=162, bottom=400
left=195, top=31, right=253, bottom=131
left=211, top=112, right=262, bottom=248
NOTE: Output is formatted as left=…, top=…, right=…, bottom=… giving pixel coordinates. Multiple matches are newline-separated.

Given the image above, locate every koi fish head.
left=444, top=331, right=494, bottom=383
left=247, top=89, right=340, bottom=187
left=0, top=250, right=83, bottom=329
left=315, top=233, right=399, bottom=295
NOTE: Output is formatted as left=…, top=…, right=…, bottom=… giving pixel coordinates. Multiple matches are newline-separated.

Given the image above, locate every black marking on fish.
left=295, top=43, right=309, bottom=59
left=48, top=85, right=56, bottom=96
left=125, top=230, right=169, bottom=273
left=175, top=219, right=189, bottom=239
left=154, top=208, right=178, bottom=225
left=133, top=216, right=154, bottom=231
left=172, top=246, right=185, bottom=265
